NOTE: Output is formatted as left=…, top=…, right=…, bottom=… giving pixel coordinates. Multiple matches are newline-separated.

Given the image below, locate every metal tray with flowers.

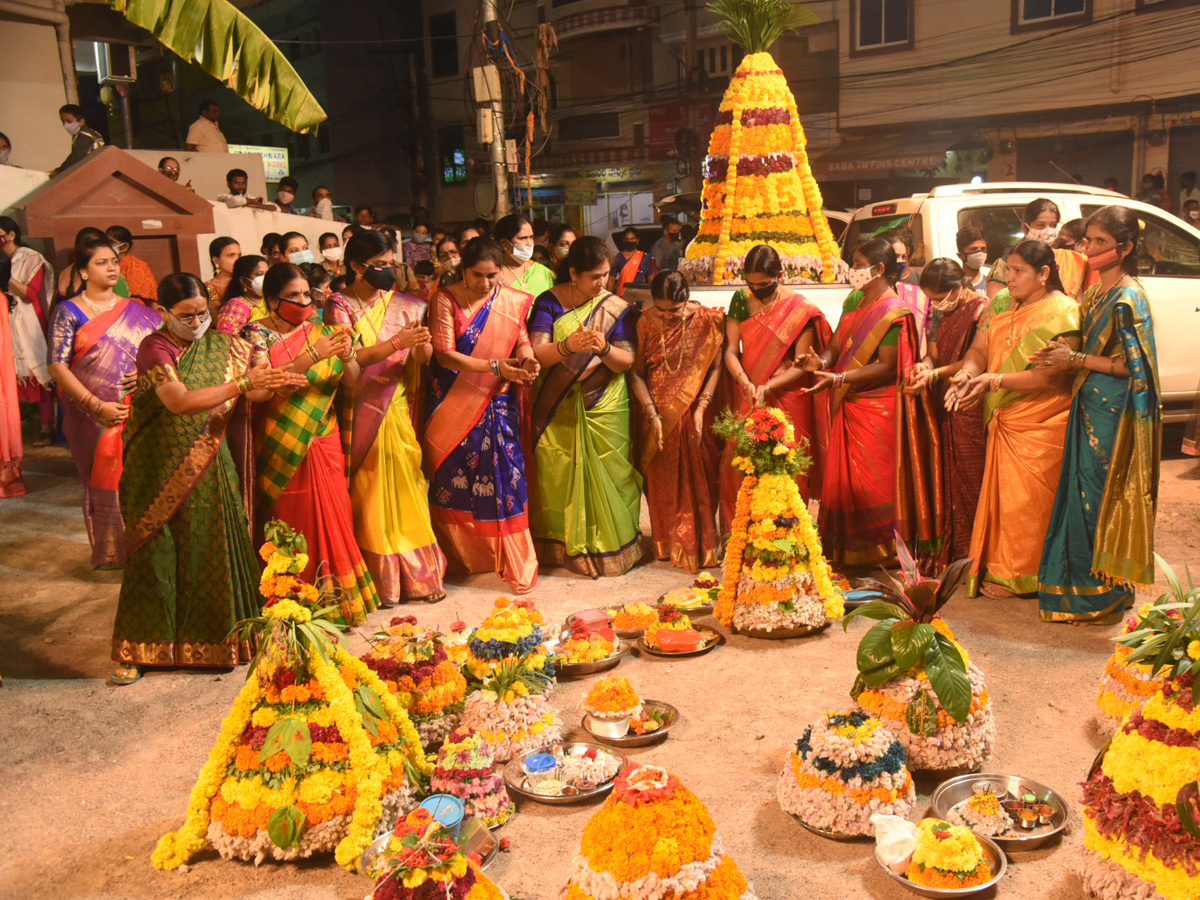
left=931, top=773, right=1068, bottom=852
left=565, top=608, right=649, bottom=640
left=502, top=741, right=628, bottom=805
left=635, top=628, right=725, bottom=658
left=874, top=831, right=1007, bottom=898
left=357, top=817, right=498, bottom=880
left=556, top=636, right=632, bottom=678
left=581, top=699, right=679, bottom=747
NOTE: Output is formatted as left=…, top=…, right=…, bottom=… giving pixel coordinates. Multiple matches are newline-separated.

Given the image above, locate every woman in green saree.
left=1034, top=206, right=1161, bottom=624
left=110, top=274, right=305, bottom=684
left=528, top=236, right=644, bottom=577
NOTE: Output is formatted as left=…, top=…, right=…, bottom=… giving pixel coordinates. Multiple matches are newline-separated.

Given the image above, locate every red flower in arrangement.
left=450, top=620, right=467, bottom=634
left=613, top=764, right=681, bottom=807
left=499, top=837, right=511, bottom=851
left=658, top=603, right=684, bottom=624
left=389, top=615, right=419, bottom=627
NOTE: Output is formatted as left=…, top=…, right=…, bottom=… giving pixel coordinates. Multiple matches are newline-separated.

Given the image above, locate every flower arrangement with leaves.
left=458, top=653, right=562, bottom=763
left=152, top=521, right=431, bottom=872
left=714, top=406, right=843, bottom=635
left=1079, top=557, right=1200, bottom=900
left=465, top=597, right=554, bottom=686
left=678, top=0, right=838, bottom=286
left=643, top=604, right=695, bottom=649
left=1095, top=598, right=1183, bottom=730
left=905, top=819, right=992, bottom=890
left=429, top=727, right=515, bottom=829
left=843, top=533, right=994, bottom=771
left=368, top=808, right=505, bottom=900
left=564, top=764, right=758, bottom=900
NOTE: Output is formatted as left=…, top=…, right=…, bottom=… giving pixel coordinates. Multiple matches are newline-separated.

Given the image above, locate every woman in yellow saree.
left=529, top=236, right=643, bottom=577
left=325, top=230, right=446, bottom=604
left=947, top=240, right=1081, bottom=599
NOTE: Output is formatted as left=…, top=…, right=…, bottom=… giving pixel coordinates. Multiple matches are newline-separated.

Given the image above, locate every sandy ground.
left=2, top=434, right=1199, bottom=900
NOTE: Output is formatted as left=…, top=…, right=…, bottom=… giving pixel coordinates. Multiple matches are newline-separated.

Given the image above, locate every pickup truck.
left=681, top=181, right=1200, bottom=427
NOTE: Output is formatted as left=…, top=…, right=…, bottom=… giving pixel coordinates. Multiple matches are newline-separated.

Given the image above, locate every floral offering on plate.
left=630, top=705, right=669, bottom=736
left=557, top=745, right=623, bottom=793
left=366, top=808, right=505, bottom=900
left=152, top=523, right=430, bottom=872
left=905, top=818, right=993, bottom=890
left=1094, top=600, right=1179, bottom=732
left=946, top=790, right=1010, bottom=838
left=583, top=675, right=642, bottom=720
left=561, top=625, right=616, bottom=665
left=459, top=656, right=562, bottom=764
left=643, top=604, right=694, bottom=649
left=660, top=573, right=721, bottom=610
left=714, top=408, right=844, bottom=637
left=465, top=597, right=555, bottom=687
left=777, top=710, right=915, bottom=837
left=361, top=616, right=469, bottom=752
left=430, top=728, right=515, bottom=829
left=563, top=764, right=758, bottom=900
left=609, top=603, right=658, bottom=633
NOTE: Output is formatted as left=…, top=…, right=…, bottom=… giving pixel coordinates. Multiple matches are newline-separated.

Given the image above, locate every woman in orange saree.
left=947, top=240, right=1081, bottom=599
left=423, top=239, right=540, bottom=594
left=48, top=237, right=160, bottom=568
left=629, top=271, right=724, bottom=572
left=720, top=245, right=830, bottom=534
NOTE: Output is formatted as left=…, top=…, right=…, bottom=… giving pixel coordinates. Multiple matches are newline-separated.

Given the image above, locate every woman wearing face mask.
left=904, top=259, right=988, bottom=563
left=319, top=232, right=343, bottom=278
left=1030, top=207, right=1161, bottom=624
left=946, top=241, right=1080, bottom=599
left=528, top=236, right=643, bottom=576
left=403, top=222, right=434, bottom=268
left=240, top=263, right=378, bottom=623
left=423, top=238, right=540, bottom=594
left=325, top=230, right=446, bottom=604
left=0, top=131, right=12, bottom=166
left=109, top=273, right=304, bottom=684
left=548, top=224, right=577, bottom=264
left=609, top=227, right=655, bottom=298
left=628, top=270, right=724, bottom=572
left=494, top=213, right=556, bottom=297
left=281, top=231, right=312, bottom=266
left=986, top=198, right=1090, bottom=299
left=721, top=244, right=830, bottom=532
left=434, top=237, right=462, bottom=290
left=796, top=237, right=939, bottom=569
left=215, top=255, right=268, bottom=335
left=0, top=215, right=56, bottom=448
left=48, top=238, right=160, bottom=568
left=205, top=237, right=240, bottom=312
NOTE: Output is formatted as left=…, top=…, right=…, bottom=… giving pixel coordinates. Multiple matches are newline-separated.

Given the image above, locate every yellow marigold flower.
left=1188, top=639, right=1200, bottom=661
left=264, top=599, right=311, bottom=623
left=251, top=707, right=278, bottom=728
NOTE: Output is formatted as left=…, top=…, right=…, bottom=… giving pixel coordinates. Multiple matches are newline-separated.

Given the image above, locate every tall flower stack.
left=777, top=710, right=915, bottom=837
left=1079, top=558, right=1200, bottom=900
left=152, top=522, right=431, bottom=872
left=367, top=808, right=507, bottom=900
left=429, top=727, right=515, bottom=829
left=714, top=406, right=844, bottom=636
left=564, top=764, right=758, bottom=900
left=465, top=597, right=555, bottom=687
left=458, top=654, right=563, bottom=763
left=844, top=538, right=995, bottom=771
left=679, top=0, right=839, bottom=286
left=1095, top=601, right=1179, bottom=732
left=362, top=616, right=469, bottom=751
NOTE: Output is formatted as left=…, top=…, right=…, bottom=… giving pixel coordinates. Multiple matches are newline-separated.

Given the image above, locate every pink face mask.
left=1086, top=243, right=1126, bottom=271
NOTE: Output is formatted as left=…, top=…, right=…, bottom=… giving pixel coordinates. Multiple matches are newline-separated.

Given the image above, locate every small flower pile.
left=905, top=819, right=992, bottom=890
left=368, top=808, right=505, bottom=900
left=429, top=728, right=514, bottom=829
left=1095, top=600, right=1183, bottom=731
left=643, top=604, right=696, bottom=649
left=777, top=710, right=915, bottom=837
left=563, top=764, right=758, bottom=900
left=362, top=616, right=469, bottom=752
left=660, top=573, right=722, bottom=610
left=458, top=654, right=562, bottom=763
left=465, top=597, right=554, bottom=686
left=152, top=522, right=431, bottom=873
left=679, top=45, right=839, bottom=285
left=611, top=603, right=658, bottom=632
left=583, top=675, right=642, bottom=720
left=714, top=407, right=844, bottom=635
left=947, top=790, right=1010, bottom=838
left=561, top=620, right=615, bottom=665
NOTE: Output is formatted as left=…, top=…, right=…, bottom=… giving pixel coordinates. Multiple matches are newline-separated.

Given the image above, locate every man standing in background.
left=651, top=215, right=684, bottom=272
left=185, top=101, right=228, bottom=153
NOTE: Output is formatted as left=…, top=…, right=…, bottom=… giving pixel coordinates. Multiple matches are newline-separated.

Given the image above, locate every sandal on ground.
left=33, top=432, right=55, bottom=447
left=979, top=582, right=1014, bottom=600
left=109, top=663, right=142, bottom=685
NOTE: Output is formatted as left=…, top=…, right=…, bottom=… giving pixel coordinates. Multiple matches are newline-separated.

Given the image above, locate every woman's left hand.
left=1031, top=337, right=1075, bottom=371
left=801, top=370, right=837, bottom=394
left=118, top=369, right=138, bottom=396
left=753, top=383, right=771, bottom=406
left=692, top=405, right=706, bottom=438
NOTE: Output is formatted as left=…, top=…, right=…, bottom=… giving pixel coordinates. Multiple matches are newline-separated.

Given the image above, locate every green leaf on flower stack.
left=266, top=804, right=306, bottom=849
left=905, top=689, right=939, bottom=737
left=924, top=635, right=972, bottom=723
left=856, top=619, right=898, bottom=671
left=259, top=717, right=312, bottom=767
left=891, top=621, right=936, bottom=672
left=1176, top=782, right=1200, bottom=839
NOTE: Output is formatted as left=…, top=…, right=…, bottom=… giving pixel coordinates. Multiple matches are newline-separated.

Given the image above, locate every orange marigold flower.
left=263, top=750, right=292, bottom=773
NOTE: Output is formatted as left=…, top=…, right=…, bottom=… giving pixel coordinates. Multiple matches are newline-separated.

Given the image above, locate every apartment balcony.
left=544, top=0, right=657, bottom=41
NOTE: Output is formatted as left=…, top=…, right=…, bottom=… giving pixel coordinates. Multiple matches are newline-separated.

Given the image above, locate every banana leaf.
left=110, top=0, right=327, bottom=134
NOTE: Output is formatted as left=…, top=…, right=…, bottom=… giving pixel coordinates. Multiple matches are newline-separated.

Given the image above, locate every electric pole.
left=481, top=0, right=511, bottom=217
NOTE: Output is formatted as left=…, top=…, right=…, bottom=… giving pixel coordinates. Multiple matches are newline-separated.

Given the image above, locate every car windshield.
left=842, top=214, right=910, bottom=263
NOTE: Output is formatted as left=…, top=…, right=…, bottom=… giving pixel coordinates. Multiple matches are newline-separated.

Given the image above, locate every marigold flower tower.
left=152, top=522, right=431, bottom=871
left=1079, top=561, right=1200, bottom=900
left=680, top=0, right=840, bottom=285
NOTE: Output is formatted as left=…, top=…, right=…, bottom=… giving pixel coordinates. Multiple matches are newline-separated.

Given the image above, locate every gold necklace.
left=658, top=314, right=686, bottom=376
left=263, top=313, right=312, bottom=363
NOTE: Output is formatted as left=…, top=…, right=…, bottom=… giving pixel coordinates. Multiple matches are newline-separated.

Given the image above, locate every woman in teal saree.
left=1034, top=206, right=1161, bottom=624
left=528, top=236, right=644, bottom=577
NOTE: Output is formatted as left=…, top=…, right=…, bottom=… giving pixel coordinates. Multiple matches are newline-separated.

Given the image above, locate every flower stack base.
left=1095, top=607, right=1174, bottom=732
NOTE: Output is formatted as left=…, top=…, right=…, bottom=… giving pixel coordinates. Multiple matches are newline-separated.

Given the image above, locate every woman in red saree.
left=48, top=237, right=160, bottom=568
left=720, top=244, right=830, bottom=533
left=1, top=216, right=55, bottom=447
left=240, top=263, right=379, bottom=624
left=629, top=271, right=724, bottom=572
left=798, top=237, right=941, bottom=569
left=423, top=239, right=540, bottom=593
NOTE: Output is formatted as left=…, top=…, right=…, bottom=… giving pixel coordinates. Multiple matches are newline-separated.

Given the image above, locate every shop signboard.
left=228, top=144, right=289, bottom=182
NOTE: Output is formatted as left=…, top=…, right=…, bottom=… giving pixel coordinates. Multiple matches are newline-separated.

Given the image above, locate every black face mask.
left=623, top=239, right=638, bottom=249
left=749, top=281, right=777, bottom=300
left=361, top=265, right=396, bottom=291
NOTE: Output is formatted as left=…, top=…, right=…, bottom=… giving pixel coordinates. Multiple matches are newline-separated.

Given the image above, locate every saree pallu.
left=333, top=292, right=446, bottom=602
left=530, top=292, right=643, bottom=577
left=52, top=298, right=160, bottom=567
left=718, top=292, right=831, bottom=534
left=113, top=332, right=259, bottom=666
left=247, top=322, right=377, bottom=623
left=423, top=286, right=537, bottom=593
left=1039, top=282, right=1161, bottom=623
left=966, top=292, right=1080, bottom=597
left=614, top=250, right=653, bottom=297
left=639, top=306, right=724, bottom=572
left=0, top=296, right=25, bottom=497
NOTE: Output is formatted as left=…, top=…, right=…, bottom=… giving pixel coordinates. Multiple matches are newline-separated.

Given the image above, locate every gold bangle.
left=929, top=368, right=939, bottom=384
left=235, top=374, right=252, bottom=394
left=306, top=344, right=320, bottom=363
left=989, top=373, right=1003, bottom=392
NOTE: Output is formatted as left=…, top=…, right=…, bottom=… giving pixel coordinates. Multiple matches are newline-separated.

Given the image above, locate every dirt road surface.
left=2, top=438, right=1198, bottom=900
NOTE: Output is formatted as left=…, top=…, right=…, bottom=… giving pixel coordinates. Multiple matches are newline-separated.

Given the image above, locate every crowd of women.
left=0, top=201, right=1162, bottom=685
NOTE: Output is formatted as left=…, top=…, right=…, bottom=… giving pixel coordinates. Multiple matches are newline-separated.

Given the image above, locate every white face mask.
left=0, top=150, right=10, bottom=165
left=965, top=250, right=987, bottom=269
left=1189, top=210, right=1200, bottom=221
left=555, top=244, right=570, bottom=260
left=322, top=246, right=343, bottom=262
left=1026, top=225, right=1059, bottom=244
left=165, top=310, right=211, bottom=342
left=444, top=256, right=461, bottom=271
left=847, top=264, right=877, bottom=292
left=412, top=233, right=431, bottom=243
left=277, top=191, right=295, bottom=204
left=248, top=274, right=265, bottom=297
left=510, top=243, right=533, bottom=263
left=63, top=120, right=82, bottom=136
left=289, top=249, right=314, bottom=265
left=930, top=288, right=962, bottom=314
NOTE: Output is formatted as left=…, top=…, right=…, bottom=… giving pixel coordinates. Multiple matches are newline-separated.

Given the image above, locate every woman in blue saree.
left=1033, top=206, right=1161, bottom=624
